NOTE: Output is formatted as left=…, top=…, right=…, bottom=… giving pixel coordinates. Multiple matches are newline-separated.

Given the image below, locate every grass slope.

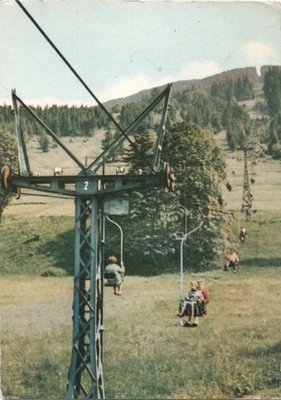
left=1, top=129, right=281, bottom=398
left=0, top=215, right=74, bottom=276
left=0, top=211, right=281, bottom=398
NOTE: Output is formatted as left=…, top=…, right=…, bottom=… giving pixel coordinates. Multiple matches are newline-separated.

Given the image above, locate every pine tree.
left=101, top=129, right=114, bottom=151
left=124, top=125, right=154, bottom=173
left=263, top=67, right=281, bottom=119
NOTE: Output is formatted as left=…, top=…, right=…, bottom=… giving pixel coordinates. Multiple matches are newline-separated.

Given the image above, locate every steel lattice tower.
left=241, top=148, right=253, bottom=221
left=1, top=81, right=172, bottom=399
left=66, top=197, right=105, bottom=398
left=3, top=3, right=173, bottom=397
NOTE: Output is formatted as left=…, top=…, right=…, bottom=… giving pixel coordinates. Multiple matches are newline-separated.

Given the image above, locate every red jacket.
left=201, top=289, right=209, bottom=303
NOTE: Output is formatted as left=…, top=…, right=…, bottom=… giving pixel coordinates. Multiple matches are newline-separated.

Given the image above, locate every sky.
left=0, top=0, right=281, bottom=107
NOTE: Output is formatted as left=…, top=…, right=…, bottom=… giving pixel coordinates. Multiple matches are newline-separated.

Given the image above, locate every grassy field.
left=1, top=211, right=281, bottom=399
left=1, top=132, right=281, bottom=398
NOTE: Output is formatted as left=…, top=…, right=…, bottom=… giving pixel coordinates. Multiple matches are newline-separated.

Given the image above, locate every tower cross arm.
left=6, top=172, right=167, bottom=197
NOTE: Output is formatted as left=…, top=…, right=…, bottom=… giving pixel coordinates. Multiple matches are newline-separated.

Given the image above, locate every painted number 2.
left=84, top=181, right=89, bottom=191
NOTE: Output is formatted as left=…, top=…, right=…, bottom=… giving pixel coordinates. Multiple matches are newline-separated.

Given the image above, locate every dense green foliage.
left=263, top=67, right=281, bottom=158
left=171, top=75, right=256, bottom=150
left=162, top=122, right=227, bottom=270
left=210, top=76, right=255, bottom=102
left=104, top=122, right=227, bottom=274
left=0, top=129, right=19, bottom=221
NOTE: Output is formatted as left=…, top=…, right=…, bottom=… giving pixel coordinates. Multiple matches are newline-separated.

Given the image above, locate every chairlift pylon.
left=7, top=1, right=173, bottom=397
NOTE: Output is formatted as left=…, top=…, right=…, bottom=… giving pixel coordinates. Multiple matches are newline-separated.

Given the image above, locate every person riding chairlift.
left=177, top=281, right=204, bottom=327
left=197, top=279, right=209, bottom=316
left=104, top=256, right=125, bottom=296
left=239, top=227, right=248, bottom=243
left=224, top=248, right=239, bottom=274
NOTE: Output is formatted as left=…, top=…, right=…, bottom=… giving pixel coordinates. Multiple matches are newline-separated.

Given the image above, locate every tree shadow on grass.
left=239, top=258, right=281, bottom=268
left=246, top=341, right=281, bottom=358
left=37, top=228, right=75, bottom=275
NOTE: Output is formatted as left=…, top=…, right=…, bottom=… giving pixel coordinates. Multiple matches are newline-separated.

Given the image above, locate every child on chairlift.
left=177, top=281, right=204, bottom=327
left=197, top=279, right=209, bottom=316
left=104, top=256, right=125, bottom=296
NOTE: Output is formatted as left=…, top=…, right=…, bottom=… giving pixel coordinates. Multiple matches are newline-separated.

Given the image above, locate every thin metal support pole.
left=177, top=202, right=188, bottom=235
left=106, top=216, right=124, bottom=262
left=179, top=213, right=205, bottom=300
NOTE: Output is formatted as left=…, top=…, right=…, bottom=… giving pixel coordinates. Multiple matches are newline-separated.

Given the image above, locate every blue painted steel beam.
left=67, top=197, right=105, bottom=399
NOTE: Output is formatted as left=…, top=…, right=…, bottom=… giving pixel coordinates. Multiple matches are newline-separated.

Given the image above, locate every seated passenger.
left=239, top=227, right=248, bottom=243
left=197, top=280, right=209, bottom=316
left=104, top=256, right=125, bottom=296
left=224, top=248, right=239, bottom=274
left=177, top=281, right=204, bottom=327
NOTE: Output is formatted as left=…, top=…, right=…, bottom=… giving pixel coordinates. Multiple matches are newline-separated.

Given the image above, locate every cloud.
left=0, top=60, right=222, bottom=106
left=242, top=42, right=274, bottom=66
left=98, top=60, right=222, bottom=102
left=0, top=95, right=97, bottom=108
left=179, top=60, right=222, bottom=80
left=98, top=74, right=151, bottom=102
left=98, top=73, right=176, bottom=102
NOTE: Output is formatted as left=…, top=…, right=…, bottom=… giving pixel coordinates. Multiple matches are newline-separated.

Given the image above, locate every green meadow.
left=0, top=210, right=281, bottom=399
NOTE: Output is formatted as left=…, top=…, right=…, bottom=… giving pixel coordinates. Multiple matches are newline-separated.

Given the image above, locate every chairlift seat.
left=182, top=300, right=205, bottom=317
left=104, top=271, right=123, bottom=287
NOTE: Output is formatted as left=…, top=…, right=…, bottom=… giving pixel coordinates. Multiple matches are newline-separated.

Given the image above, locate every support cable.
left=177, top=207, right=205, bottom=305
left=15, top=0, right=144, bottom=157
left=15, top=0, right=172, bottom=176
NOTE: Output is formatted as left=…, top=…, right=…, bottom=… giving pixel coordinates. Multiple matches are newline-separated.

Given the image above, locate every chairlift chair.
left=104, top=215, right=124, bottom=288
left=176, top=206, right=205, bottom=326
left=104, top=271, right=123, bottom=287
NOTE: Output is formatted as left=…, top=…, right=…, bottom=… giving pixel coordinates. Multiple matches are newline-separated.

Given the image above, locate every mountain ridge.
left=103, top=65, right=280, bottom=108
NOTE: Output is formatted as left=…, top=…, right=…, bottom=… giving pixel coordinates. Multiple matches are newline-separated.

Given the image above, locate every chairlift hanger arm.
left=86, top=84, right=172, bottom=175
left=105, top=216, right=123, bottom=261
left=12, top=90, right=31, bottom=175
left=150, top=84, right=172, bottom=173
left=13, top=92, right=86, bottom=172
left=182, top=216, right=204, bottom=242
left=6, top=172, right=166, bottom=198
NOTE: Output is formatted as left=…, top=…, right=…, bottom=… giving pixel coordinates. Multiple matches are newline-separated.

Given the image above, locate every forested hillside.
left=0, top=67, right=281, bottom=156
left=1, top=65, right=280, bottom=155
